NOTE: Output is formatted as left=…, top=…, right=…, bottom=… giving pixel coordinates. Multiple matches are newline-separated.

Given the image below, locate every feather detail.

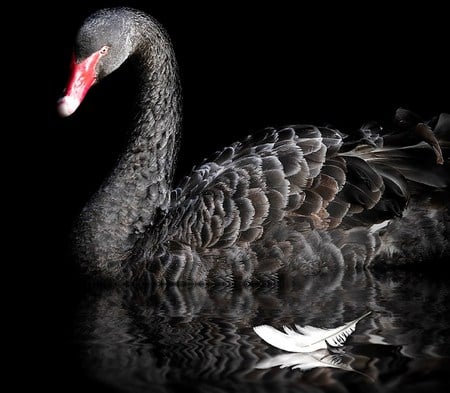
left=253, top=311, right=371, bottom=352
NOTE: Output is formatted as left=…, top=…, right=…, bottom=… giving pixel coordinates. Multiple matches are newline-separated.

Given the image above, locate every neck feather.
left=74, top=15, right=182, bottom=280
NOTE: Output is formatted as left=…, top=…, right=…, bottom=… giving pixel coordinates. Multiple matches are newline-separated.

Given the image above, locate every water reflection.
left=75, top=269, right=450, bottom=392
left=255, top=349, right=372, bottom=379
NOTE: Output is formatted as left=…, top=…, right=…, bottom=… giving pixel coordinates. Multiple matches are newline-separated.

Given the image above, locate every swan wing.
left=165, top=125, right=344, bottom=249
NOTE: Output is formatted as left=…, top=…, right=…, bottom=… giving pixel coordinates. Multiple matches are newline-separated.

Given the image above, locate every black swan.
left=58, top=8, right=449, bottom=285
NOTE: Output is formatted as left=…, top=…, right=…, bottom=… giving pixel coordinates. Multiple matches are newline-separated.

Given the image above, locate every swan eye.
left=99, top=46, right=109, bottom=56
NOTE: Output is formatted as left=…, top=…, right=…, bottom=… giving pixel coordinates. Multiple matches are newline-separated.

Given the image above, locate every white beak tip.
left=57, top=96, right=80, bottom=117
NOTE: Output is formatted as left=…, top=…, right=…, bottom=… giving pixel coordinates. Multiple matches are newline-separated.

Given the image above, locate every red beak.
left=57, top=50, right=102, bottom=117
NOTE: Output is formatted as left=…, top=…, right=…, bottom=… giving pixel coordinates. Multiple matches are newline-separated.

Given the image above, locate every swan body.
left=59, top=8, right=449, bottom=285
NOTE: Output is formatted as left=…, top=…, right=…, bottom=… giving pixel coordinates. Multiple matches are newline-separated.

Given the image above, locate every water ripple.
left=74, top=269, right=450, bottom=392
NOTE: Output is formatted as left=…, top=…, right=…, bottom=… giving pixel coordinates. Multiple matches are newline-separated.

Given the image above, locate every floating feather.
left=253, top=311, right=371, bottom=353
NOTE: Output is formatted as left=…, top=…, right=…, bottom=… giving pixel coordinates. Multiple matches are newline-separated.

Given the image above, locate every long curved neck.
left=74, top=14, right=182, bottom=280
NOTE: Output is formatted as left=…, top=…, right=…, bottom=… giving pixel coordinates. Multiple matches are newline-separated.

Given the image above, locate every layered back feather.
left=130, top=110, right=450, bottom=285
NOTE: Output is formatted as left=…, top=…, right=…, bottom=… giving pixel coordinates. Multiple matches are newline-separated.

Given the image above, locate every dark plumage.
left=58, top=8, right=450, bottom=285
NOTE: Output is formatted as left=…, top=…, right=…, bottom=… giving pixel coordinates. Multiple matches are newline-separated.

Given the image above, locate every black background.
left=30, top=1, right=448, bottom=391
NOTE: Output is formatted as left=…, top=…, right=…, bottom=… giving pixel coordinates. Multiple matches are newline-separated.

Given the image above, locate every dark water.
left=73, top=269, right=450, bottom=393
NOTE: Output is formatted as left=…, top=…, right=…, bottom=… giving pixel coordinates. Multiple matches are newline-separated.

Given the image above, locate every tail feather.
left=433, top=113, right=450, bottom=141
left=336, top=109, right=449, bottom=266
left=361, top=144, right=449, bottom=188
left=308, top=109, right=449, bottom=231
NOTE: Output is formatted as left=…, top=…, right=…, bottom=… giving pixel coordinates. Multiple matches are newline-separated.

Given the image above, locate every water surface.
left=73, top=269, right=450, bottom=392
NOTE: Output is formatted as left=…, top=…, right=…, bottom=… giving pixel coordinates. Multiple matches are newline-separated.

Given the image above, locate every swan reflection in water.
left=74, top=269, right=450, bottom=393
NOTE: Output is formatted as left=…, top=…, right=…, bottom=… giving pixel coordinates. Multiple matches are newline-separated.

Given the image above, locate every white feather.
left=369, top=220, right=390, bottom=234
left=253, top=311, right=371, bottom=353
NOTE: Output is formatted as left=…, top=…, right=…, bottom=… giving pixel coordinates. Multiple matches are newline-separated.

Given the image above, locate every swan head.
left=58, top=8, right=136, bottom=117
